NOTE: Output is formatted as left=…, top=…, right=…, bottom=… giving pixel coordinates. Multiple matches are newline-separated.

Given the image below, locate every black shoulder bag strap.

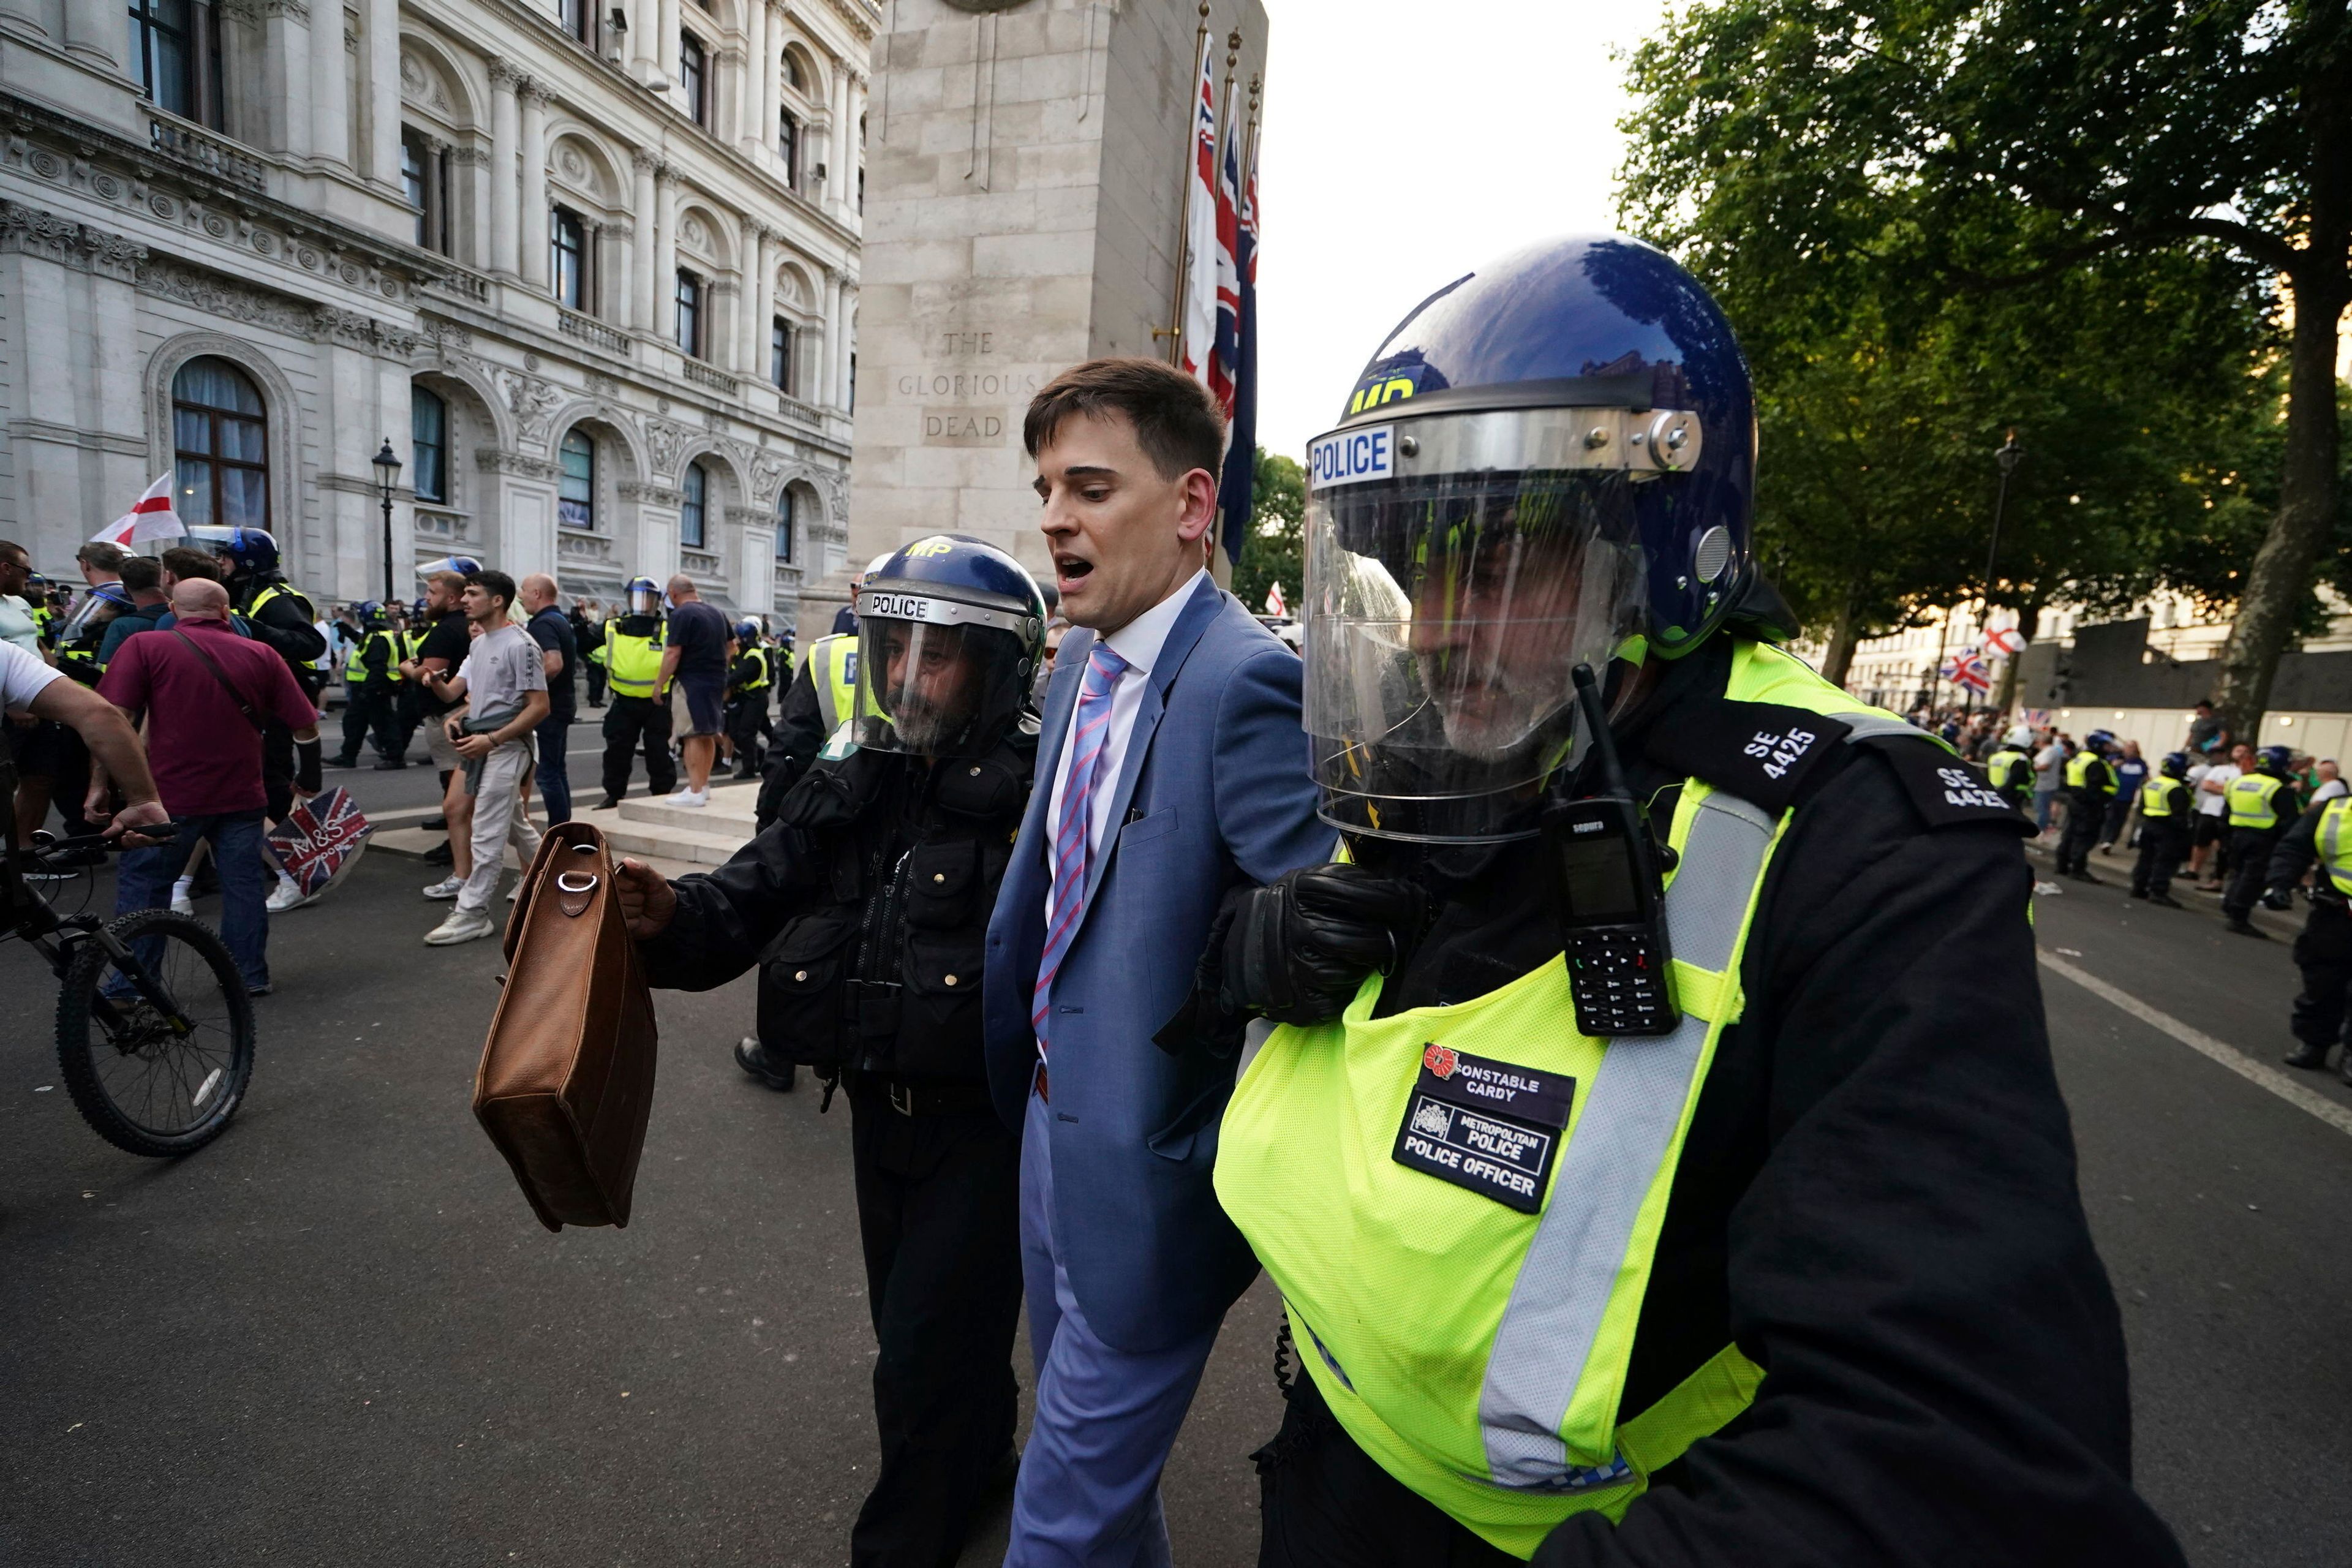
left=170, top=628, right=268, bottom=734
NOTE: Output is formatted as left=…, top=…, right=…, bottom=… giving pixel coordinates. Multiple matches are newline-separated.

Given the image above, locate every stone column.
left=657, top=0, right=680, bottom=92
left=742, top=223, right=771, bottom=382
left=519, top=81, right=551, bottom=290
left=309, top=0, right=349, bottom=167
left=488, top=62, right=521, bottom=276
left=0, top=0, right=51, bottom=42
left=261, top=5, right=312, bottom=158
left=821, top=268, right=844, bottom=409
left=611, top=221, right=635, bottom=331
left=364, top=0, right=398, bottom=181
left=846, top=73, right=865, bottom=216
left=628, top=0, right=656, bottom=80
left=62, top=0, right=119, bottom=69
left=835, top=284, right=856, bottom=407
left=739, top=0, right=767, bottom=155
left=655, top=167, right=680, bottom=341
left=630, top=150, right=658, bottom=330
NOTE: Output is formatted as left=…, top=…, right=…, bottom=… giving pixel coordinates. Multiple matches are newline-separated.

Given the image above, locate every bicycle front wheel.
left=56, top=908, right=256, bottom=1157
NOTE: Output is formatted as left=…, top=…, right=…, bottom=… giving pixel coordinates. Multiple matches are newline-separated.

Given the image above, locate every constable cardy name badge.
left=1392, top=1044, right=1574, bottom=1214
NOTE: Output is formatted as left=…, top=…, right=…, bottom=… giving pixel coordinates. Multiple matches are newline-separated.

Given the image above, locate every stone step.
left=366, top=824, right=702, bottom=883
left=596, top=818, right=755, bottom=869
left=615, top=783, right=761, bottom=834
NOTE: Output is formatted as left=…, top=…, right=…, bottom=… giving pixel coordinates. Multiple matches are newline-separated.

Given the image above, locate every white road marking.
left=2038, top=950, right=2352, bottom=1139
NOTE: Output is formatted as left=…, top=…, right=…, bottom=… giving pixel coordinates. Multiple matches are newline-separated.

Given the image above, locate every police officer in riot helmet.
left=612, top=535, right=1047, bottom=1568
left=1169, top=235, right=2180, bottom=1566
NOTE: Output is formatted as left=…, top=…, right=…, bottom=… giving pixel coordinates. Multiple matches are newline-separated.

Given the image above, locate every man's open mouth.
left=1055, top=554, right=1094, bottom=583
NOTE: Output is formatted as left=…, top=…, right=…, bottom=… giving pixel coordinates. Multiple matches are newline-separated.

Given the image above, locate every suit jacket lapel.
left=1082, top=577, right=1224, bottom=908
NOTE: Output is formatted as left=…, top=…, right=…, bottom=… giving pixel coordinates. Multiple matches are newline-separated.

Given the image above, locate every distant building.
left=0, top=0, right=875, bottom=625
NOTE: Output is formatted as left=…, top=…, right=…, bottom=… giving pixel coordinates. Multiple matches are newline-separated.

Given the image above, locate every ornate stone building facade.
left=0, top=0, right=871, bottom=623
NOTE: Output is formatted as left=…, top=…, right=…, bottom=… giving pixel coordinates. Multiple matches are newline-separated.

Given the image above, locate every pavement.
left=1, top=822, right=2346, bottom=1566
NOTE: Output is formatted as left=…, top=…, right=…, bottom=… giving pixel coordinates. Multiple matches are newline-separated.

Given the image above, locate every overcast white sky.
left=1252, top=1, right=1659, bottom=461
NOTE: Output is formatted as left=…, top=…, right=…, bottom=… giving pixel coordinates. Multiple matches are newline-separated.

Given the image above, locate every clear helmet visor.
left=627, top=587, right=662, bottom=615
left=850, top=616, right=1031, bottom=759
left=1305, top=468, right=1648, bottom=843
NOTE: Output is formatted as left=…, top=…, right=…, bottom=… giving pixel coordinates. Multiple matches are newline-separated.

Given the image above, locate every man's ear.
left=1174, top=467, right=1218, bottom=544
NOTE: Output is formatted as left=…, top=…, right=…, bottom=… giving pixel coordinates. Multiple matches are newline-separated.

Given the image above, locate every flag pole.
left=1221, top=29, right=1239, bottom=157
left=1156, top=2, right=1212, bottom=366
left=1244, top=70, right=1261, bottom=189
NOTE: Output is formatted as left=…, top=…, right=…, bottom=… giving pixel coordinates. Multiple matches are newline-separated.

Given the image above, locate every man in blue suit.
left=985, top=357, right=1333, bottom=1566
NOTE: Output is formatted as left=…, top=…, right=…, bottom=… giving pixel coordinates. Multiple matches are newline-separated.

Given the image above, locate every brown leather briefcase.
left=473, top=821, right=659, bottom=1231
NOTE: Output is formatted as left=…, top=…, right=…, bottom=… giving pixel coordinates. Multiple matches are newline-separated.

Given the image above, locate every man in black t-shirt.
left=520, top=573, right=579, bottom=824
left=655, top=575, right=731, bottom=807
left=399, top=571, right=477, bottom=869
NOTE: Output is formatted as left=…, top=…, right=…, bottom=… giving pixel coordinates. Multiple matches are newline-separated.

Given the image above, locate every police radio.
left=1541, top=665, right=1679, bottom=1038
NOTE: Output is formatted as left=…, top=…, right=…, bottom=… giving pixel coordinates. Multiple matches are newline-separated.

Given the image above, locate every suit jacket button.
left=944, top=974, right=959, bottom=987
left=794, top=969, right=809, bottom=981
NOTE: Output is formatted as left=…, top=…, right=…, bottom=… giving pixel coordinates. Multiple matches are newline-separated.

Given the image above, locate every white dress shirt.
left=1046, top=568, right=1209, bottom=897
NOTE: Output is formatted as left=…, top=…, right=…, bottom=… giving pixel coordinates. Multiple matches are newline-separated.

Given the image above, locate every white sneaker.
left=507, top=881, right=522, bottom=902
left=265, top=878, right=317, bottom=913
left=421, top=875, right=465, bottom=900
left=423, top=908, right=496, bottom=946
left=668, top=788, right=710, bottom=808
left=170, top=892, right=195, bottom=916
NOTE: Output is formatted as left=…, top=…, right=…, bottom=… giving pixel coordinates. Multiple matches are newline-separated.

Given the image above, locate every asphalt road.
left=2, top=832, right=2346, bottom=1567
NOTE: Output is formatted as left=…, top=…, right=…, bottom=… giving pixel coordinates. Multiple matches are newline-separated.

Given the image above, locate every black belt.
left=866, top=1074, right=996, bottom=1118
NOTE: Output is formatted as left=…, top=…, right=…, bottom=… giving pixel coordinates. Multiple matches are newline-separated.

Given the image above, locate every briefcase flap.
left=473, top=823, right=660, bottom=1231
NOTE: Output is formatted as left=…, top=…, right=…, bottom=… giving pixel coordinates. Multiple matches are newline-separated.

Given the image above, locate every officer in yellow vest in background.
left=753, top=553, right=892, bottom=829
left=2270, top=794, right=2352, bottom=1080
left=2129, top=751, right=2195, bottom=907
left=724, top=618, right=774, bottom=780
left=591, top=575, right=677, bottom=809
left=333, top=601, right=408, bottom=770
left=2056, top=729, right=2118, bottom=882
left=2222, top=744, right=2301, bottom=937
left=1981, top=725, right=2036, bottom=814
left=1167, top=236, right=2181, bottom=1567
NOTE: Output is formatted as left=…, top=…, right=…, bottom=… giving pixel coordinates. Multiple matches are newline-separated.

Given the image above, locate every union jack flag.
left=1940, top=651, right=1993, bottom=695
left=267, top=786, right=374, bottom=897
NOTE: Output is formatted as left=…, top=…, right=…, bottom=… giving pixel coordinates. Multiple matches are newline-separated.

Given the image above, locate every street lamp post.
left=372, top=440, right=402, bottom=605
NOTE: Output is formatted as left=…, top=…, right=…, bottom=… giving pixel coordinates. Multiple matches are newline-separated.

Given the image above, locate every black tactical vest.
left=755, top=726, right=1035, bottom=1084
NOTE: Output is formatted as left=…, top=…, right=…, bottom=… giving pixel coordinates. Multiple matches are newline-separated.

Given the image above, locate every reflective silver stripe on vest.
left=1834, top=712, right=1920, bottom=745
left=1478, top=788, right=1778, bottom=1489
left=2324, top=801, right=2348, bottom=881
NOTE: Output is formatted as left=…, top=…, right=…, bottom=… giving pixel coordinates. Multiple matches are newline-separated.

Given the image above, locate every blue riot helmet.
left=415, top=554, right=483, bottom=579
left=2258, top=744, right=2294, bottom=776
left=851, top=534, right=1047, bottom=758
left=355, top=598, right=390, bottom=631
left=1303, top=234, right=1759, bottom=842
left=2161, top=750, right=2191, bottom=780
left=2085, top=729, right=2116, bottom=755
left=624, top=576, right=663, bottom=616
left=734, top=619, right=761, bottom=644
left=186, top=525, right=282, bottom=581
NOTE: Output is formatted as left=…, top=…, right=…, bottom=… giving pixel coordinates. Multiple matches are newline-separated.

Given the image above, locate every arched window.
left=679, top=462, right=707, bottom=549
left=559, top=429, right=595, bottom=530
left=774, top=487, right=793, bottom=562
left=782, top=51, right=802, bottom=91
left=172, top=357, right=267, bottom=530
left=411, top=386, right=447, bottom=504
left=778, top=110, right=799, bottom=186
left=771, top=316, right=793, bottom=392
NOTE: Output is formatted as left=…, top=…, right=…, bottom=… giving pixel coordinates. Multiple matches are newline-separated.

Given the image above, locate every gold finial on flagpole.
left=1157, top=3, right=1218, bottom=365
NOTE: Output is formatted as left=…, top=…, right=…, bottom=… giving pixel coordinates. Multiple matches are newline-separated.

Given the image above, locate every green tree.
left=1618, top=0, right=2349, bottom=733
left=1231, top=448, right=1305, bottom=617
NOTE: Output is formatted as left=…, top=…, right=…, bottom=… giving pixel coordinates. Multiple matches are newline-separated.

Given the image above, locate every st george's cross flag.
left=1264, top=583, right=1286, bottom=618
left=1180, top=32, right=1219, bottom=389
left=89, top=472, right=186, bottom=548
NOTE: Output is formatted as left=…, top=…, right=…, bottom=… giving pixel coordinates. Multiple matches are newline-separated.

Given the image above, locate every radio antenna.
left=1571, top=663, right=1628, bottom=799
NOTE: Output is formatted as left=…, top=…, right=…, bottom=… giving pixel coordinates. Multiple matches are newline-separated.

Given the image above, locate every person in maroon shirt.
left=93, top=580, right=323, bottom=993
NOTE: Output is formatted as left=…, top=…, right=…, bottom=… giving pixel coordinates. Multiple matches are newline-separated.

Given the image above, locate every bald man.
left=655, top=573, right=730, bottom=807
left=518, top=572, right=579, bottom=824
left=94, top=578, right=324, bottom=992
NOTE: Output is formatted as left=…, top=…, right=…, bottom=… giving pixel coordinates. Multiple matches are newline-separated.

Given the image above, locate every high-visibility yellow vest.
left=348, top=629, right=404, bottom=686
left=2064, top=752, right=2114, bottom=794
left=1214, top=640, right=1929, bottom=1557
left=2227, top=772, right=2286, bottom=831
left=247, top=581, right=315, bottom=625
left=1985, top=748, right=2030, bottom=796
left=738, top=644, right=772, bottom=693
left=2316, top=798, right=2352, bottom=898
left=802, top=633, right=859, bottom=734
left=602, top=619, right=666, bottom=699
left=2139, top=776, right=2188, bottom=820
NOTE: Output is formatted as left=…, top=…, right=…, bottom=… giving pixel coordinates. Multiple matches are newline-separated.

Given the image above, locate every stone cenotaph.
left=802, top=0, right=1268, bottom=628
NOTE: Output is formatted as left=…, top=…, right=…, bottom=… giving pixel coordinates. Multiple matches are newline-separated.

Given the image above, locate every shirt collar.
left=1100, top=568, right=1210, bottom=677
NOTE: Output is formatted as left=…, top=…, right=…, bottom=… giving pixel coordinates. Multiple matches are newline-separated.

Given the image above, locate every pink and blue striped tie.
left=1031, top=641, right=1129, bottom=1054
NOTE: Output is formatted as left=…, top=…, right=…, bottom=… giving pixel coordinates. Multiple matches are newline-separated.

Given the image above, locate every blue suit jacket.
left=984, top=576, right=1333, bottom=1352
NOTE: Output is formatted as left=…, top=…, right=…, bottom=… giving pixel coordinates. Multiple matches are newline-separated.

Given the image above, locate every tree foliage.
left=1231, top=448, right=1305, bottom=617
left=1619, top=0, right=2350, bottom=728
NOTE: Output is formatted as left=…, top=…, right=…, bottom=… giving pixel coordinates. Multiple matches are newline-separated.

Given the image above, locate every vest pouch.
left=892, top=931, right=986, bottom=1080
left=756, top=912, right=859, bottom=1069
left=903, top=840, right=978, bottom=929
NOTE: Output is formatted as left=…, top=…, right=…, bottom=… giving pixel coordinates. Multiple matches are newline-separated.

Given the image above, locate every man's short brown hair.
left=77, top=541, right=125, bottom=571
left=1023, top=356, right=1226, bottom=482
left=160, top=546, right=219, bottom=581
left=118, top=556, right=162, bottom=593
left=427, top=569, right=468, bottom=597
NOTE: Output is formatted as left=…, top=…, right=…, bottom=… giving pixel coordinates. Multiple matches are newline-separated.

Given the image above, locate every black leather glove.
left=2263, top=887, right=2296, bottom=911
left=1221, top=864, right=1427, bottom=1027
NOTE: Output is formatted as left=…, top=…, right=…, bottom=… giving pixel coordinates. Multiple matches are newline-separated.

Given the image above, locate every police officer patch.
left=1392, top=1044, right=1574, bottom=1214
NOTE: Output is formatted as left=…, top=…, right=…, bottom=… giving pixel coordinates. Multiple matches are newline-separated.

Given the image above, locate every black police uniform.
left=1228, top=636, right=2183, bottom=1568
left=636, top=725, right=1035, bottom=1567
left=229, top=572, right=328, bottom=820
left=570, top=606, right=607, bottom=707
left=754, top=657, right=833, bottom=831
left=2130, top=774, right=2195, bottom=902
left=2223, top=768, right=2301, bottom=929
left=725, top=643, right=774, bottom=777
left=2267, top=802, right=2351, bottom=1076
left=336, top=626, right=405, bottom=766
left=598, top=612, right=678, bottom=803
left=2056, top=750, right=2114, bottom=880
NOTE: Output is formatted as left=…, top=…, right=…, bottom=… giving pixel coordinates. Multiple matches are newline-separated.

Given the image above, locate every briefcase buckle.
left=889, top=1080, right=915, bottom=1117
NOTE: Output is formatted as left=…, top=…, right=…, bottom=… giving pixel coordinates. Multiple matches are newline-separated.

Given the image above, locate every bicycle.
left=3, top=815, right=256, bottom=1156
